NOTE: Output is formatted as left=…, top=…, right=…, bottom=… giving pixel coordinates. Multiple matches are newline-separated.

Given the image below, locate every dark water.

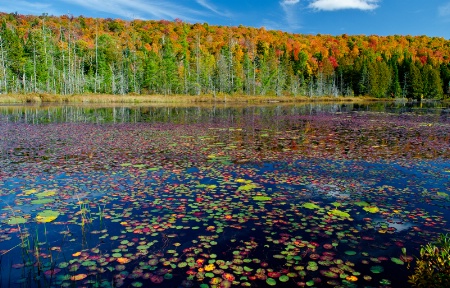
left=0, top=101, right=449, bottom=288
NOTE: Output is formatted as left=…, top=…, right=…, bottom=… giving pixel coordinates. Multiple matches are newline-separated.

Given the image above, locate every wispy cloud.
left=439, top=2, right=450, bottom=18
left=280, top=0, right=302, bottom=30
left=309, top=0, right=380, bottom=11
left=196, top=0, right=232, bottom=18
left=61, top=0, right=205, bottom=21
left=0, top=1, right=58, bottom=16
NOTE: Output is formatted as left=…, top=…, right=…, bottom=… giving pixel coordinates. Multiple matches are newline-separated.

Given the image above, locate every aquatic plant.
left=0, top=104, right=449, bottom=287
left=409, top=234, right=450, bottom=287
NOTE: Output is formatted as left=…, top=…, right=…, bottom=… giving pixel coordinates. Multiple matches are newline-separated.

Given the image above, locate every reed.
left=0, top=92, right=380, bottom=104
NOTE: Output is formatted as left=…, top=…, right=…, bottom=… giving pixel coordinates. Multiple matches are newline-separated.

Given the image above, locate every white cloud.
left=309, top=0, right=379, bottom=11
left=439, top=2, right=450, bottom=17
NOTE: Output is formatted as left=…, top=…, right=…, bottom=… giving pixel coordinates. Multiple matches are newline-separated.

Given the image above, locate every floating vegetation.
left=0, top=103, right=449, bottom=287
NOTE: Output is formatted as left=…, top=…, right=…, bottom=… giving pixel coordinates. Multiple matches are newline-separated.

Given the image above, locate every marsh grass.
left=0, top=93, right=380, bottom=104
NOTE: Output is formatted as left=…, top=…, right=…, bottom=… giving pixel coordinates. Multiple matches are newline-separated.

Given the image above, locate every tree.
left=142, top=50, right=160, bottom=93
left=422, top=64, right=443, bottom=99
left=0, top=13, right=449, bottom=97
left=1, top=25, right=25, bottom=89
left=160, top=36, right=179, bottom=95
left=388, top=59, right=402, bottom=97
left=440, top=63, right=450, bottom=97
left=24, top=29, right=49, bottom=92
left=408, top=61, right=423, bottom=100
left=367, top=60, right=391, bottom=98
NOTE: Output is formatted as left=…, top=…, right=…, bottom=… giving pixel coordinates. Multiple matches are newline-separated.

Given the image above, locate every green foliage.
left=408, top=62, right=424, bottom=101
left=409, top=234, right=450, bottom=287
left=368, top=60, right=391, bottom=98
left=1, top=26, right=25, bottom=75
left=422, top=64, right=444, bottom=99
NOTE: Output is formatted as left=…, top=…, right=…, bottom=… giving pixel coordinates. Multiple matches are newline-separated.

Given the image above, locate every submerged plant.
left=409, top=234, right=450, bottom=287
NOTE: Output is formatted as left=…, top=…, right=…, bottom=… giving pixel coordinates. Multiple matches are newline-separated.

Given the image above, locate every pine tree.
left=408, top=61, right=424, bottom=100
left=389, top=59, right=402, bottom=98
left=423, top=64, right=443, bottom=99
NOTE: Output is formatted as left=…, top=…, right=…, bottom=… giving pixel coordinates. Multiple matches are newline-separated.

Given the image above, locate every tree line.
left=0, top=12, right=449, bottom=100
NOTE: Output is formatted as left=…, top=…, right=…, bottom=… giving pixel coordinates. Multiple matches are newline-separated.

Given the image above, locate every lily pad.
left=363, top=206, right=380, bottom=213
left=7, top=216, right=27, bottom=225
left=253, top=196, right=272, bottom=201
left=302, top=203, right=321, bottom=209
left=328, top=209, right=351, bottom=219
left=36, top=210, right=60, bottom=223
left=391, top=257, right=404, bottom=265
left=370, top=266, right=384, bottom=274
left=266, top=278, right=277, bottom=286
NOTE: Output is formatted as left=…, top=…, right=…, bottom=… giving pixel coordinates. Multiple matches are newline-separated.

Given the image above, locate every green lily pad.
left=370, top=265, right=384, bottom=274
left=266, top=278, right=277, bottom=286
left=31, top=198, right=54, bottom=205
left=7, top=216, right=27, bottom=225
left=253, top=196, right=272, bottom=201
left=302, top=202, right=320, bottom=209
left=328, top=209, right=351, bottom=219
left=35, top=190, right=56, bottom=198
left=237, top=184, right=258, bottom=191
left=132, top=164, right=146, bottom=168
left=354, top=201, right=369, bottom=207
left=391, top=257, right=404, bottom=265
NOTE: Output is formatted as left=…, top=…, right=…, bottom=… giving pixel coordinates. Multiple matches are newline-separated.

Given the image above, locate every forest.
left=0, top=12, right=450, bottom=100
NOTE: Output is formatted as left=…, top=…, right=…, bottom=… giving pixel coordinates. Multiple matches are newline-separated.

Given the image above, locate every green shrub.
left=409, top=234, right=450, bottom=287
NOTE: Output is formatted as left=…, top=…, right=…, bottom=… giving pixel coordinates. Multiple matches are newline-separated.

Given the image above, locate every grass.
left=0, top=92, right=381, bottom=104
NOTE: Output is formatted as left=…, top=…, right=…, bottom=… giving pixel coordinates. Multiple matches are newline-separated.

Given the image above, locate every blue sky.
left=1, top=0, right=449, bottom=38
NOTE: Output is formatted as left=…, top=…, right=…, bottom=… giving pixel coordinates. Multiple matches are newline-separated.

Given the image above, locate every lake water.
left=0, top=101, right=449, bottom=287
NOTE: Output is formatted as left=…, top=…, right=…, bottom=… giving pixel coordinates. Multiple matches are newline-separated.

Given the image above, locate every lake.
left=0, top=101, right=449, bottom=287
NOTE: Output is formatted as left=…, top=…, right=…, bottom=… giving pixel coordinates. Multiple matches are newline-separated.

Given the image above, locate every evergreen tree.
left=142, top=50, right=159, bottom=93
left=423, top=64, right=443, bottom=99
left=160, top=37, right=179, bottom=95
left=1, top=26, right=25, bottom=79
left=440, top=63, right=450, bottom=97
left=388, top=59, right=402, bottom=97
left=367, top=60, right=391, bottom=98
left=24, top=29, right=49, bottom=92
left=408, top=61, right=424, bottom=100
left=355, top=59, right=369, bottom=95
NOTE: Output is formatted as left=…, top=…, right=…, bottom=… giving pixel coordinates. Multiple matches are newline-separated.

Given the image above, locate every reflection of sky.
left=374, top=217, right=414, bottom=232
left=306, top=183, right=350, bottom=199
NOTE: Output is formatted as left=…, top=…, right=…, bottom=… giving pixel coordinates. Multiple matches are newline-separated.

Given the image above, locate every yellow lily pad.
left=36, top=210, right=60, bottom=223
left=363, top=206, right=380, bottom=213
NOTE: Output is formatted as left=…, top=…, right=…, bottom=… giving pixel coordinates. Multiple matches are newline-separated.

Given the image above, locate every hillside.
left=0, top=12, right=449, bottom=99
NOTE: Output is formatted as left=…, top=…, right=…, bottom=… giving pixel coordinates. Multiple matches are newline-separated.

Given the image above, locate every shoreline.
left=0, top=93, right=389, bottom=104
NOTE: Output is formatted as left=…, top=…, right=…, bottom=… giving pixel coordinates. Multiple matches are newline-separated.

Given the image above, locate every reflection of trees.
left=0, top=102, right=446, bottom=125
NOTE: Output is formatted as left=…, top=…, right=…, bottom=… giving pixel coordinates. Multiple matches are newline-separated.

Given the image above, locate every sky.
left=1, top=0, right=449, bottom=39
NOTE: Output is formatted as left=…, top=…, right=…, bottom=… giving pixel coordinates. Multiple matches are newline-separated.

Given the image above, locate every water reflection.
left=1, top=101, right=448, bottom=124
